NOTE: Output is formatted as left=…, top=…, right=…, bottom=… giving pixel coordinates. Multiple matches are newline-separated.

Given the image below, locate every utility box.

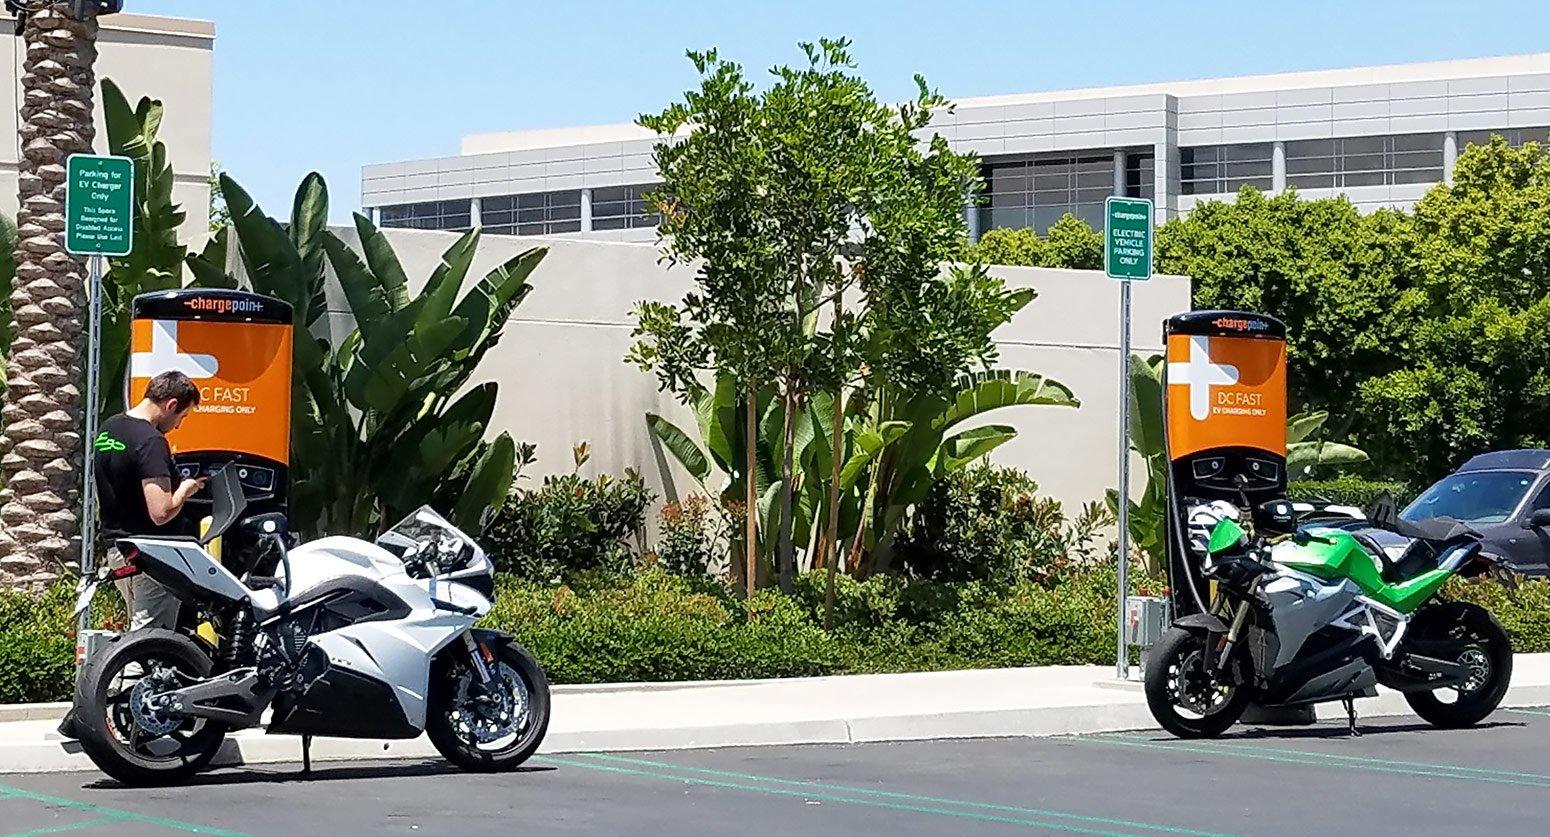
left=1125, top=595, right=1169, bottom=648
left=126, top=288, right=293, bottom=572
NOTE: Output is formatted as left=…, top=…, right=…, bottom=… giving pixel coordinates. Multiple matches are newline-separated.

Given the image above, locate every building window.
left=1457, top=127, right=1550, bottom=151
left=1179, top=144, right=1273, bottom=195
left=1126, top=153, right=1155, bottom=200
left=482, top=190, right=582, bottom=236
left=980, top=153, right=1114, bottom=233
left=378, top=200, right=472, bottom=231
left=1284, top=133, right=1443, bottom=190
left=592, top=183, right=664, bottom=231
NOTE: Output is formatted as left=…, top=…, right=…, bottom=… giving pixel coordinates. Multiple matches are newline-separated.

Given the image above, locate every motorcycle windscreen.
left=1165, top=331, right=1287, bottom=463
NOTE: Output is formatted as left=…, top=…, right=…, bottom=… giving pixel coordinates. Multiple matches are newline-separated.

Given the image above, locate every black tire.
left=427, top=639, right=551, bottom=772
left=1144, top=626, right=1252, bottom=739
left=1404, top=602, right=1513, bottom=728
left=74, top=629, right=228, bottom=787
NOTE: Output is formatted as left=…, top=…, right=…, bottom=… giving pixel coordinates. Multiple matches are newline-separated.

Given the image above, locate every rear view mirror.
left=1526, top=509, right=1550, bottom=529
left=1254, top=498, right=1297, bottom=534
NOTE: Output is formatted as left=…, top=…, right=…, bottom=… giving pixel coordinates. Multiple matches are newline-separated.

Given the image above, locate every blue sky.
left=132, top=0, right=1550, bottom=223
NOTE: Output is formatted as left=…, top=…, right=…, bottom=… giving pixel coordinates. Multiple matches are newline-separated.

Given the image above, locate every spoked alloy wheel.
left=75, top=630, right=227, bottom=786
left=1405, top=602, right=1513, bottom=728
left=1144, top=626, right=1251, bottom=738
left=427, top=641, right=551, bottom=772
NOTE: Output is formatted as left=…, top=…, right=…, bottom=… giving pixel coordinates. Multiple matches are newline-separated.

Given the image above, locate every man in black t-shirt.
left=59, top=371, right=205, bottom=741
left=95, top=370, right=206, bottom=631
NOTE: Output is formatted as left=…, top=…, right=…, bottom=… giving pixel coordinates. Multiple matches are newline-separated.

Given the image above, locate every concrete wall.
left=0, top=12, right=213, bottom=246
left=323, top=227, right=1194, bottom=527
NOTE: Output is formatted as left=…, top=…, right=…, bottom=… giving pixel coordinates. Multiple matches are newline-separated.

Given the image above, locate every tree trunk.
left=744, top=386, right=758, bottom=596
left=0, top=4, right=101, bottom=590
left=823, top=382, right=844, bottom=630
left=777, top=383, right=796, bottom=595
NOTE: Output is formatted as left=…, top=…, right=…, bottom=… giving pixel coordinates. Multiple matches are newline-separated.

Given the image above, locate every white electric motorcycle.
left=70, top=466, right=550, bottom=786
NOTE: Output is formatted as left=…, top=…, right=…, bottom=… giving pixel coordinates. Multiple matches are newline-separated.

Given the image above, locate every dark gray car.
left=1398, top=449, right=1550, bottom=576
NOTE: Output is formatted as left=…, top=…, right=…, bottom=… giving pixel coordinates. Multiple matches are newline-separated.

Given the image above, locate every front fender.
left=1172, top=612, right=1230, bottom=635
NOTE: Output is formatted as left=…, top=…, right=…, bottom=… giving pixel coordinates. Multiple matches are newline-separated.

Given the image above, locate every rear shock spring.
left=221, top=609, right=255, bottom=667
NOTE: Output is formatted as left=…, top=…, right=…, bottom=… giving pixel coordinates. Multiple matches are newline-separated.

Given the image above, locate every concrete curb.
left=5, top=657, right=1549, bottom=774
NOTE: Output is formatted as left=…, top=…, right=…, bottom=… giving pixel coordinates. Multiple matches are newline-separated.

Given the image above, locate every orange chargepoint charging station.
left=127, top=288, right=293, bottom=544
left=1162, top=310, right=1288, bottom=617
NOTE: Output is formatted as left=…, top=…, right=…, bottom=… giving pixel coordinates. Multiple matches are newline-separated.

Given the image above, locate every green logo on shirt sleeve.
left=94, top=432, right=126, bottom=452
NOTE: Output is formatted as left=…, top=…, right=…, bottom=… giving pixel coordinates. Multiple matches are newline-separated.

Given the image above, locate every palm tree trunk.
left=0, top=4, right=100, bottom=590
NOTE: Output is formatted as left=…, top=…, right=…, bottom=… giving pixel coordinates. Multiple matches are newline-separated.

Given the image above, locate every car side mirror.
left=1526, top=509, right=1550, bottom=529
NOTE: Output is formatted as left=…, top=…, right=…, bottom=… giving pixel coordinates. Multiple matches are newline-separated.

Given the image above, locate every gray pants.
left=106, top=545, right=179, bottom=631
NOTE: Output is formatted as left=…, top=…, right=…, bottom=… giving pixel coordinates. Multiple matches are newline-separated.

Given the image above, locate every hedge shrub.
left=1288, top=476, right=1416, bottom=510
left=6, top=567, right=1546, bottom=702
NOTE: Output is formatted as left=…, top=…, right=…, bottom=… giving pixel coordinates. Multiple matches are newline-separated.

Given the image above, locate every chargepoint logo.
left=183, top=297, right=264, bottom=315
left=1168, top=335, right=1239, bottom=421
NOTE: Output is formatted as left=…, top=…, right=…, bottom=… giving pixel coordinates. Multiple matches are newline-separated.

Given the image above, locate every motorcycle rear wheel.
left=427, top=640, right=551, bottom=772
left=1404, top=602, right=1513, bottom=728
left=1145, top=626, right=1252, bottom=739
left=74, top=629, right=228, bottom=787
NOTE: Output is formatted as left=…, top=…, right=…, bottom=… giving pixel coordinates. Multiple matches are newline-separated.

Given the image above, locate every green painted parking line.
left=1505, top=708, right=1550, bottom=718
left=1, top=817, right=128, bottom=837
left=566, top=752, right=1240, bottom=837
left=1067, top=735, right=1550, bottom=790
left=1110, top=733, right=1550, bottom=782
left=0, top=785, right=258, bottom=837
left=541, top=755, right=1239, bottom=837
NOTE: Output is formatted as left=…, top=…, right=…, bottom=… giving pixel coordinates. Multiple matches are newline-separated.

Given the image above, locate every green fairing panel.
left=1208, top=519, right=1246, bottom=554
left=1373, top=568, right=1453, bottom=613
left=1275, top=530, right=1449, bottom=614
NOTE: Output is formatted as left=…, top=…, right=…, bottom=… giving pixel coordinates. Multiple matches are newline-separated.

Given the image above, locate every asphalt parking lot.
left=6, top=707, right=1550, bottom=836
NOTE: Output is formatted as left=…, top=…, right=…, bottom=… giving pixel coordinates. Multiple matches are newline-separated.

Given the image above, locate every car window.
left=1401, top=470, right=1538, bottom=524
left=1533, top=483, right=1550, bottom=511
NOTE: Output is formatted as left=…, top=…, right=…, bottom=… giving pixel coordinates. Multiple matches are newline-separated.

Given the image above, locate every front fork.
left=463, top=632, right=495, bottom=685
left=1214, top=599, right=1252, bottom=674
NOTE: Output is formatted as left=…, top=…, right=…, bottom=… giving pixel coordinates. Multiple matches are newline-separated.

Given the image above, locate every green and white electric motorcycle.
left=1144, top=497, right=1518, bottom=738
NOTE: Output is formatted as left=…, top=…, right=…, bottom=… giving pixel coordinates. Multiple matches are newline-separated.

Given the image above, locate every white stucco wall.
left=322, top=227, right=1193, bottom=531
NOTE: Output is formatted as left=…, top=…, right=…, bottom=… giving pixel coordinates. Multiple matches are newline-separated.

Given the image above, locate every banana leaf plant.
left=647, top=371, right=867, bottom=578
left=99, top=77, right=234, bottom=420
left=192, top=173, right=542, bottom=540
left=1110, top=353, right=1370, bottom=575
left=854, top=369, right=1082, bottom=575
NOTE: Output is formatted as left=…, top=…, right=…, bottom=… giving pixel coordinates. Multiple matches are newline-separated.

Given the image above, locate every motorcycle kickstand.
left=1342, top=697, right=1361, bottom=737
left=301, top=734, right=313, bottom=776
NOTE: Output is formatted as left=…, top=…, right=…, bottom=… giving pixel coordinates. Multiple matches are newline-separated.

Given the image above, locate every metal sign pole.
left=78, top=252, right=103, bottom=638
left=1115, top=278, right=1132, bottom=681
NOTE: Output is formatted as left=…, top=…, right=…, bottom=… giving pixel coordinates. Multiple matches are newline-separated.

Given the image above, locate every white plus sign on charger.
left=1168, top=334, right=1240, bottom=421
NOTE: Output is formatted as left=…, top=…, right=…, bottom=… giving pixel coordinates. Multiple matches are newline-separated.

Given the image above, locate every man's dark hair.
left=143, top=371, right=201, bottom=411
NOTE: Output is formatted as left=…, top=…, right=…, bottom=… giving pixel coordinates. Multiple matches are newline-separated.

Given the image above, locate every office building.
left=362, top=53, right=1550, bottom=242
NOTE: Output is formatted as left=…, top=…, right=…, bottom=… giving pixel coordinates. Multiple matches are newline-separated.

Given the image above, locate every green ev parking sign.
left=65, top=154, right=134, bottom=257
left=1104, top=197, right=1152, bottom=281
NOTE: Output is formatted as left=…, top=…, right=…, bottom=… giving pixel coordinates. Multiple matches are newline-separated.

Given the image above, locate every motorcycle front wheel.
left=427, top=640, right=551, bottom=772
left=74, top=629, right=228, bottom=787
left=1144, top=626, right=1251, bottom=739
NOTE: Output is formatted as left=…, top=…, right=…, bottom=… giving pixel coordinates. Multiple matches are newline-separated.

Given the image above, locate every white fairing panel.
left=1259, top=567, right=1361, bottom=667
left=311, top=613, right=474, bottom=729
left=129, top=538, right=253, bottom=605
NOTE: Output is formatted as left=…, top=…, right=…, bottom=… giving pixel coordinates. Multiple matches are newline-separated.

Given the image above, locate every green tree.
left=964, top=215, right=1103, bottom=269
left=1155, top=186, right=1419, bottom=437
left=1359, top=135, right=1550, bottom=482
left=632, top=38, right=990, bottom=595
